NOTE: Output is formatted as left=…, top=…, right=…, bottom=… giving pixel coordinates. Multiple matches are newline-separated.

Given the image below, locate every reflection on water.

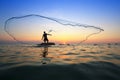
left=40, top=46, right=51, bottom=64
left=41, top=46, right=48, bottom=58
left=0, top=43, right=120, bottom=66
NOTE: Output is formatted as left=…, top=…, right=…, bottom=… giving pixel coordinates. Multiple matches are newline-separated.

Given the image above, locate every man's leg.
left=44, top=40, right=46, bottom=43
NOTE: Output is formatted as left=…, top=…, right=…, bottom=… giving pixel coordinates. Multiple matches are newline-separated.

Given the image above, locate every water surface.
left=0, top=44, right=120, bottom=80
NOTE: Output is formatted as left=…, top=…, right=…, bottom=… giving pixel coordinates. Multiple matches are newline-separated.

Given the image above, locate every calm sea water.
left=0, top=43, right=120, bottom=80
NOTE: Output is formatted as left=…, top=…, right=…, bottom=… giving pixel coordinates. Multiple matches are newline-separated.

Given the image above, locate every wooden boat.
left=37, top=42, right=55, bottom=47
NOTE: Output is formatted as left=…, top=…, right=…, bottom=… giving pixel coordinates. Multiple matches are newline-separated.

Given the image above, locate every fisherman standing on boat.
left=42, top=31, right=51, bottom=43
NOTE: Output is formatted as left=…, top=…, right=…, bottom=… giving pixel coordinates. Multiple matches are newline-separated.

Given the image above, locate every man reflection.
left=40, top=46, right=50, bottom=64
left=42, top=46, right=48, bottom=58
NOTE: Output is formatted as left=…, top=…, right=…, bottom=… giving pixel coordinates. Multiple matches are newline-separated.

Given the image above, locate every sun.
left=63, top=42, right=66, bottom=44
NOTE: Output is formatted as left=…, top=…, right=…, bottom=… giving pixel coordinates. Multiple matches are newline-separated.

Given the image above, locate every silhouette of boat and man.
left=37, top=31, right=55, bottom=46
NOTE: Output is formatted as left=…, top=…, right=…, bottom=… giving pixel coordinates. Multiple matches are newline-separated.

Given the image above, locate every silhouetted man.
left=42, top=31, right=51, bottom=43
